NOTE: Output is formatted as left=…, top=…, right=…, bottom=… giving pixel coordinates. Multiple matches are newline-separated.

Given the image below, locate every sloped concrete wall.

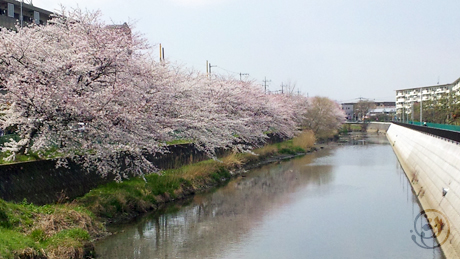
left=387, top=124, right=460, bottom=258
left=367, top=122, right=391, bottom=133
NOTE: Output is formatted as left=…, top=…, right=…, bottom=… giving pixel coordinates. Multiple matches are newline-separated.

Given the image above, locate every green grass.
left=77, top=158, right=234, bottom=219
left=274, top=139, right=307, bottom=155
left=0, top=228, right=41, bottom=259
left=0, top=134, right=316, bottom=258
left=350, top=124, right=362, bottom=131
left=0, top=198, right=101, bottom=258
left=278, top=146, right=305, bottom=155
left=0, top=134, right=20, bottom=146
left=44, top=228, right=90, bottom=247
left=0, top=146, right=62, bottom=165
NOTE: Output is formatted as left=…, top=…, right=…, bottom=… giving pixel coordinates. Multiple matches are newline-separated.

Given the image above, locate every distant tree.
left=354, top=99, right=376, bottom=121
left=413, top=92, right=460, bottom=124
left=282, top=80, right=297, bottom=95
left=300, top=96, right=345, bottom=138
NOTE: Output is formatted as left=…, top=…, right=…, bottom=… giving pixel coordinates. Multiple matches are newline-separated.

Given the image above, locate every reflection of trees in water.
left=339, top=132, right=389, bottom=146
left=96, top=152, right=334, bottom=259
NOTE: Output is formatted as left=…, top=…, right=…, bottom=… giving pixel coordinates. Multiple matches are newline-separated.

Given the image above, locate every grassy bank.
left=0, top=200, right=104, bottom=259
left=340, top=124, right=364, bottom=134
left=0, top=131, right=315, bottom=259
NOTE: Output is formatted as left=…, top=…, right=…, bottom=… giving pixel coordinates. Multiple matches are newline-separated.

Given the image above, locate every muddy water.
left=95, top=134, right=445, bottom=259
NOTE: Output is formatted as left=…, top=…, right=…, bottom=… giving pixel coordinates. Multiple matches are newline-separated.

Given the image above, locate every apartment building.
left=0, top=0, right=52, bottom=29
left=395, top=78, right=459, bottom=119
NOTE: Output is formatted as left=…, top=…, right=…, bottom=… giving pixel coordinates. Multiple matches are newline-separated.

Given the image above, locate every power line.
left=214, top=66, right=238, bottom=74
left=239, top=73, right=249, bottom=81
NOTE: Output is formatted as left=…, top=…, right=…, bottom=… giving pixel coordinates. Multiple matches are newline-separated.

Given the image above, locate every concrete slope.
left=387, top=123, right=460, bottom=258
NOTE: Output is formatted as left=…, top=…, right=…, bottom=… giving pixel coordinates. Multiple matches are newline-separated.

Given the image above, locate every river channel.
left=95, top=133, right=445, bottom=259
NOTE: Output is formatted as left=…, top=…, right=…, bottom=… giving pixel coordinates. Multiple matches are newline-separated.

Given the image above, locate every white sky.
left=34, top=0, right=460, bottom=102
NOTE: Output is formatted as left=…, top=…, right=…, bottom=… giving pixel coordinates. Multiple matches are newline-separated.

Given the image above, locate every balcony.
left=0, top=14, right=17, bottom=29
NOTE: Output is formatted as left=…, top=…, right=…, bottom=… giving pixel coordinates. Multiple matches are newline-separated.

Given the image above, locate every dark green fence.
left=405, top=121, right=460, bottom=132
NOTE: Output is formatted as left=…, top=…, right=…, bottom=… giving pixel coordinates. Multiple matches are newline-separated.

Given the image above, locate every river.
left=95, top=133, right=445, bottom=259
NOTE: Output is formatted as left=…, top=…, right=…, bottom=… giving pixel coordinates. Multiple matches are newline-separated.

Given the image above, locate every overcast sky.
left=34, top=0, right=460, bottom=103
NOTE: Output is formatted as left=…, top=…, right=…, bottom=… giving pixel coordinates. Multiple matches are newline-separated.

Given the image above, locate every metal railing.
left=393, top=121, right=460, bottom=143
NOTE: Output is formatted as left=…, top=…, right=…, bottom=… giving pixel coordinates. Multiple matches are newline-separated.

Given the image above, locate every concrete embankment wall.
left=0, top=134, right=286, bottom=205
left=0, top=143, right=219, bottom=205
left=366, top=122, right=391, bottom=133
left=387, top=124, right=460, bottom=258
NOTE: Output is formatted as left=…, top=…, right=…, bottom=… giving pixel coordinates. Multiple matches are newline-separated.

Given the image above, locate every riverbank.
left=94, top=133, right=444, bottom=259
left=0, top=132, right=318, bottom=259
left=387, top=123, right=460, bottom=258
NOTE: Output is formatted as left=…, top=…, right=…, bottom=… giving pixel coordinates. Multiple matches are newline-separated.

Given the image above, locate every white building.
left=395, top=78, right=460, bottom=120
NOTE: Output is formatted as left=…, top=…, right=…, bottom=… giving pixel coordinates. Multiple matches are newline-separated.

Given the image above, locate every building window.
left=34, top=11, right=40, bottom=25
left=7, top=3, right=14, bottom=18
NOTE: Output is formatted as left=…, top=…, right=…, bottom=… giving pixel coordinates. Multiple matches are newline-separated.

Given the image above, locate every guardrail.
left=392, top=122, right=460, bottom=143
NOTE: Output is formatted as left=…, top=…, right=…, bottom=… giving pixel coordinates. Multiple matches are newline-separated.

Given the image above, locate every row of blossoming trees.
left=0, top=9, right=345, bottom=180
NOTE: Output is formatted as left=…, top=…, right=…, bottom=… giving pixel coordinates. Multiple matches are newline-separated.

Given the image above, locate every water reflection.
left=338, top=132, right=390, bottom=146
left=96, top=134, right=445, bottom=259
left=96, top=150, right=334, bottom=259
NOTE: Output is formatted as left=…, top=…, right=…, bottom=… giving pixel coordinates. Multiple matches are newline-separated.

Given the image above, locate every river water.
left=95, top=133, right=445, bottom=259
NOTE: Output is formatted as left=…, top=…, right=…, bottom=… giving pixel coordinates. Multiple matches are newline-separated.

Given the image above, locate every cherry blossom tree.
left=0, top=8, right=163, bottom=179
left=0, top=7, right=344, bottom=180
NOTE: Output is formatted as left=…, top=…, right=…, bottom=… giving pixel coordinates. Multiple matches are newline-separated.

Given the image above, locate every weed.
left=279, top=147, right=305, bottom=155
left=0, top=200, right=101, bottom=259
left=292, top=130, right=315, bottom=149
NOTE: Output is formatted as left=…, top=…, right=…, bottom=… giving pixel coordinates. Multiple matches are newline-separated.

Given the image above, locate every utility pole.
left=206, top=60, right=216, bottom=77
left=411, top=102, right=414, bottom=122
left=20, top=0, right=23, bottom=27
left=403, top=105, right=405, bottom=123
left=239, top=73, right=249, bottom=81
left=420, top=87, right=423, bottom=124
left=159, top=44, right=164, bottom=62
left=281, top=83, right=286, bottom=94
left=262, top=77, right=271, bottom=94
